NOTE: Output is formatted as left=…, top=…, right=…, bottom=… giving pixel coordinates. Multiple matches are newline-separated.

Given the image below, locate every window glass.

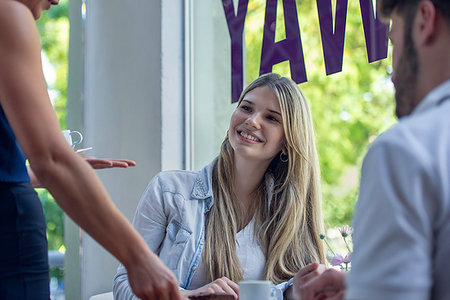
left=190, top=0, right=395, bottom=226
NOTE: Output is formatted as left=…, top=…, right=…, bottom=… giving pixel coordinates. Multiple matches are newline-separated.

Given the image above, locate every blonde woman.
left=114, top=73, right=325, bottom=299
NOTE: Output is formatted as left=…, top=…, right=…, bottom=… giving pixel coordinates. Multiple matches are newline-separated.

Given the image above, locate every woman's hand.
left=126, top=250, right=183, bottom=300
left=180, top=277, right=239, bottom=299
left=84, top=157, right=136, bottom=169
left=28, top=157, right=136, bottom=188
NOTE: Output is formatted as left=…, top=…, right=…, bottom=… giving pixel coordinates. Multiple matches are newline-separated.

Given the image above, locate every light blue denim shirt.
left=113, top=158, right=292, bottom=299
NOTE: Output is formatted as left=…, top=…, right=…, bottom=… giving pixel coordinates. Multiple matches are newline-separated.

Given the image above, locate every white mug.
left=239, top=280, right=277, bottom=300
left=62, top=130, right=83, bottom=149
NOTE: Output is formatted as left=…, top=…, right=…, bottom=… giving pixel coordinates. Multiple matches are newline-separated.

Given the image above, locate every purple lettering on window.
left=221, top=0, right=389, bottom=103
left=222, top=0, right=249, bottom=103
left=359, top=0, right=389, bottom=63
left=260, top=0, right=307, bottom=85
left=317, top=0, right=349, bottom=75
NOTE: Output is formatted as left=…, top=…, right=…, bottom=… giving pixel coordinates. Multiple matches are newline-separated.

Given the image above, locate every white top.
left=346, top=80, right=450, bottom=300
left=188, top=218, right=266, bottom=289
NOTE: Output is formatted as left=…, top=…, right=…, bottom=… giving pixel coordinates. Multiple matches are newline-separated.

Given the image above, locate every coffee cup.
left=239, top=280, right=277, bottom=300
left=62, top=130, right=83, bottom=149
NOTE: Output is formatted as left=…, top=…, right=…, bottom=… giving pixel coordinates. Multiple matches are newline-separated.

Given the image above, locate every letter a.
left=260, top=0, right=307, bottom=84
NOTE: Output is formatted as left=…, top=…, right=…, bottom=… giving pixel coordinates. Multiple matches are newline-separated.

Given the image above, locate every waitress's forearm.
left=31, top=151, right=150, bottom=267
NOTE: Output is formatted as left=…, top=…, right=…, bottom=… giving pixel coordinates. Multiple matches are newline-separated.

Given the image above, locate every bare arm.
left=0, top=3, right=180, bottom=299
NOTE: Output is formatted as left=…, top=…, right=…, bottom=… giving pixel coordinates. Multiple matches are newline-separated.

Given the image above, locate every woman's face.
left=20, top=0, right=58, bottom=20
left=228, top=86, right=286, bottom=164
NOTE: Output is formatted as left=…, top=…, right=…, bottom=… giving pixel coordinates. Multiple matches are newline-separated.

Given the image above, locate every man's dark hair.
left=378, top=0, right=450, bottom=22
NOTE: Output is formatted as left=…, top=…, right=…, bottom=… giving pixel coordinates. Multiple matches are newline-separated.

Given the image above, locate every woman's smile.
left=237, top=130, right=262, bottom=143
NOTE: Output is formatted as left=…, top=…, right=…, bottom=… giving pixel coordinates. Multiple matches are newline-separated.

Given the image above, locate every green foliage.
left=36, top=189, right=64, bottom=251
left=36, top=1, right=69, bottom=130
left=245, top=0, right=396, bottom=228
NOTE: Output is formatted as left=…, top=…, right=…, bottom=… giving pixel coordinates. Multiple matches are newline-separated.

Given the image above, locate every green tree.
left=245, top=0, right=396, bottom=228
left=36, top=0, right=69, bottom=129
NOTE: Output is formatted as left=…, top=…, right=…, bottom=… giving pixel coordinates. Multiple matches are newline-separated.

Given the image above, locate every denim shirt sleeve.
left=275, top=278, right=294, bottom=299
left=113, top=175, right=168, bottom=299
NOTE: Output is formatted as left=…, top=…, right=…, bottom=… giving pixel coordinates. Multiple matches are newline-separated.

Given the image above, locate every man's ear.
left=415, top=0, right=438, bottom=45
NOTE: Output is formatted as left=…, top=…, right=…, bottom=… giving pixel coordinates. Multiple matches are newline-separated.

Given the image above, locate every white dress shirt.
left=346, top=80, right=450, bottom=300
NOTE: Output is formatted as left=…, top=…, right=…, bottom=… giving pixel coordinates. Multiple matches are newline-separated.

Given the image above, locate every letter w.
left=359, top=0, right=389, bottom=63
left=317, top=0, right=349, bottom=75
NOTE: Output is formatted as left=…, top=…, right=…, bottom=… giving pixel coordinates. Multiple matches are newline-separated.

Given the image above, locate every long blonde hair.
left=203, top=73, right=325, bottom=284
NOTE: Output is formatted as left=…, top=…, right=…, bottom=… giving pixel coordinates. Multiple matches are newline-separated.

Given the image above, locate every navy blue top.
left=0, top=105, right=29, bottom=182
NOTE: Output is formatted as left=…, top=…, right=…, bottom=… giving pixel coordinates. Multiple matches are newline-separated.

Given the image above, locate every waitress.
left=0, top=0, right=182, bottom=299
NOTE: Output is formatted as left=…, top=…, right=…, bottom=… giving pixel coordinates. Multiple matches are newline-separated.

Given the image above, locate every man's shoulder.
left=375, top=103, right=450, bottom=150
left=365, top=103, right=450, bottom=179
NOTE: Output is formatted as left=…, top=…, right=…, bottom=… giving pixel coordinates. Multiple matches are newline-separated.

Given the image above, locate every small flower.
left=330, top=253, right=344, bottom=266
left=338, top=225, right=353, bottom=238
left=321, top=225, right=353, bottom=271
left=343, top=252, right=352, bottom=263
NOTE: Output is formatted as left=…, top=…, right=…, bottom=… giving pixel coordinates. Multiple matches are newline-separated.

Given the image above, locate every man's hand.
left=284, top=263, right=326, bottom=300
left=294, top=263, right=326, bottom=287
left=294, top=267, right=346, bottom=300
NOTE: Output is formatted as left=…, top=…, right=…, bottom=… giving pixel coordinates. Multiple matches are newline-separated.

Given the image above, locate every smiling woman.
left=113, top=73, right=326, bottom=300
left=229, top=85, right=286, bottom=164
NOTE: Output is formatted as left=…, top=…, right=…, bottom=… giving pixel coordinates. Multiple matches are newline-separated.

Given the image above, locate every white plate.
left=76, top=147, right=93, bottom=155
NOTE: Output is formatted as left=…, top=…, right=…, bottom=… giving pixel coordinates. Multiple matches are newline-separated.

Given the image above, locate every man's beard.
left=392, top=26, right=420, bottom=118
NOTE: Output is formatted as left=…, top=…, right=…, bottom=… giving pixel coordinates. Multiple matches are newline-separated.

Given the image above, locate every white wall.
left=161, top=0, right=185, bottom=171
left=191, top=0, right=235, bottom=170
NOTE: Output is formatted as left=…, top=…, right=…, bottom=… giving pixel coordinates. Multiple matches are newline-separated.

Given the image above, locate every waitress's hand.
left=180, top=277, right=239, bottom=299
left=27, top=157, right=136, bottom=188
left=126, top=251, right=183, bottom=300
left=84, top=157, right=136, bottom=169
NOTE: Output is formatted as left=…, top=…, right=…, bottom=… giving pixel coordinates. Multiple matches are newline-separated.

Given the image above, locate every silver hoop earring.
left=280, top=152, right=288, bottom=163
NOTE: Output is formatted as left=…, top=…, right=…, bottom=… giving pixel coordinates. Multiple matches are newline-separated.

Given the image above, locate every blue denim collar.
left=190, top=158, right=216, bottom=212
